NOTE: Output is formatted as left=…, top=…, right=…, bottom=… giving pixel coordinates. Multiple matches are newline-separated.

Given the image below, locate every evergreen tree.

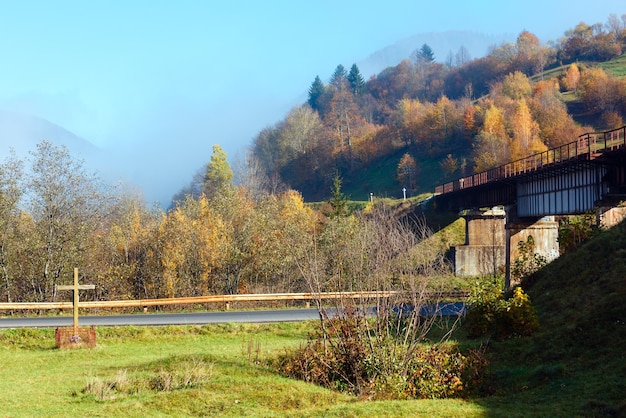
left=347, top=63, right=366, bottom=95
left=328, top=173, right=349, bottom=217
left=413, top=43, right=435, bottom=63
left=308, top=75, right=326, bottom=111
left=330, top=64, right=348, bottom=89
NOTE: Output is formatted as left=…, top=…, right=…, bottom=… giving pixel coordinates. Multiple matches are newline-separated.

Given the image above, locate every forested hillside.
left=250, top=14, right=626, bottom=201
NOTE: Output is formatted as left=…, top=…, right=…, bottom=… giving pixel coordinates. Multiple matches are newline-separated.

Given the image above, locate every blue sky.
left=0, top=0, right=623, bottom=204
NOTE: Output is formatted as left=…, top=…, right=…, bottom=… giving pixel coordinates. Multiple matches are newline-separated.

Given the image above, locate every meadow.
left=0, top=323, right=486, bottom=417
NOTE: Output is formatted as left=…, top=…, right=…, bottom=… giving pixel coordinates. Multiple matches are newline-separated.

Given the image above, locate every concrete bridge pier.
left=453, top=208, right=506, bottom=277
left=453, top=206, right=560, bottom=290
left=504, top=210, right=560, bottom=290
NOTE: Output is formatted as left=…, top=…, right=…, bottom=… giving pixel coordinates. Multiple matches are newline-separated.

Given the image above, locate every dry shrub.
left=81, top=356, right=213, bottom=400
left=274, top=314, right=489, bottom=400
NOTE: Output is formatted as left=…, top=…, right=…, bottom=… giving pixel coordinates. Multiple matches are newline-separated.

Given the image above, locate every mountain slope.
left=0, top=110, right=100, bottom=160
left=358, top=30, right=514, bottom=78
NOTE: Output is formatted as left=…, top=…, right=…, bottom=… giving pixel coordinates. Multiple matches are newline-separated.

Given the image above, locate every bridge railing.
left=435, top=125, right=626, bottom=195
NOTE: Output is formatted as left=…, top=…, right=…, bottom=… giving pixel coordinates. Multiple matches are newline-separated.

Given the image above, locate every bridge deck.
left=435, top=126, right=626, bottom=215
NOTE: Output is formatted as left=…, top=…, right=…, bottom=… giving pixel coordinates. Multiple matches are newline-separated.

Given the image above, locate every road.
left=0, top=302, right=465, bottom=329
left=0, top=308, right=322, bottom=328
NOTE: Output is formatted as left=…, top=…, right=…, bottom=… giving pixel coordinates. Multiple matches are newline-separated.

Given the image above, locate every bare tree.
left=26, top=141, right=105, bottom=301
left=0, top=151, right=24, bottom=302
left=295, top=205, right=459, bottom=395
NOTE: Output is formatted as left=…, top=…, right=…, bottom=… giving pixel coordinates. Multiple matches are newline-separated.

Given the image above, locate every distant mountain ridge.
left=358, top=30, right=515, bottom=78
left=0, top=110, right=99, bottom=160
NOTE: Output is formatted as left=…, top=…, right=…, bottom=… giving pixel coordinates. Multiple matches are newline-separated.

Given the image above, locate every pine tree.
left=413, top=43, right=435, bottom=63
left=328, top=173, right=349, bottom=217
left=347, top=63, right=365, bottom=95
left=308, top=76, right=325, bottom=111
left=330, top=64, right=348, bottom=89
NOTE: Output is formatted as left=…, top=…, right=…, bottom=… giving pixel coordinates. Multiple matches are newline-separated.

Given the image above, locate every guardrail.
left=435, top=125, right=626, bottom=195
left=0, top=291, right=468, bottom=311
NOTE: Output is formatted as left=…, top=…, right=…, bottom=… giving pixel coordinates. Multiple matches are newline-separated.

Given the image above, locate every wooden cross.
left=56, top=268, right=95, bottom=334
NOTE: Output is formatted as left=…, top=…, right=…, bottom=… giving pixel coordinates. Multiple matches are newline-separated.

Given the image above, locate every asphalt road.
left=0, top=308, right=323, bottom=328
left=0, top=303, right=465, bottom=329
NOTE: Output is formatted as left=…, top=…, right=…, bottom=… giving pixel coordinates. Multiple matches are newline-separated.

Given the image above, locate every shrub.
left=273, top=315, right=489, bottom=400
left=465, top=278, right=539, bottom=340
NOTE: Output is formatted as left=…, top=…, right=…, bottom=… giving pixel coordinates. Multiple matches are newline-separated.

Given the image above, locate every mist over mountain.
left=0, top=110, right=132, bottom=197
left=0, top=110, right=100, bottom=159
left=0, top=30, right=515, bottom=206
left=358, top=30, right=515, bottom=78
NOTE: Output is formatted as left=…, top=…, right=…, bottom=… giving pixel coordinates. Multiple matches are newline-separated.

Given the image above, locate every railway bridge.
left=434, top=126, right=626, bottom=288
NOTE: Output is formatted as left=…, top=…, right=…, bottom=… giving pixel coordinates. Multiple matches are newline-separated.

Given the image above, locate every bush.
left=465, top=278, right=539, bottom=340
left=273, top=315, right=489, bottom=400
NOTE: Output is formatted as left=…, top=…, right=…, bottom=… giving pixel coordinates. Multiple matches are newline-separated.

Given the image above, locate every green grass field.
left=0, top=323, right=486, bottom=417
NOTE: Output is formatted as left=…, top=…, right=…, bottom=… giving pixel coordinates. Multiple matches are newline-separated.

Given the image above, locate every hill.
left=0, top=110, right=100, bottom=160
left=249, top=16, right=626, bottom=203
left=358, top=30, right=514, bottom=78
left=478, top=220, right=626, bottom=416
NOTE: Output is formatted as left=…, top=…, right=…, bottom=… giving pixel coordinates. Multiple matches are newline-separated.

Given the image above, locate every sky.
left=0, top=0, right=623, bottom=205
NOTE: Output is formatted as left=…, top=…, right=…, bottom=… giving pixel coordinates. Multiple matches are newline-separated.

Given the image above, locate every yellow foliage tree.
left=159, top=195, right=227, bottom=297
left=510, top=99, right=546, bottom=161
left=563, top=63, right=580, bottom=92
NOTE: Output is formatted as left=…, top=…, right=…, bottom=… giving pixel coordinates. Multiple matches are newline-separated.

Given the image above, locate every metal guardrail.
left=435, top=126, right=626, bottom=195
left=0, top=291, right=468, bottom=311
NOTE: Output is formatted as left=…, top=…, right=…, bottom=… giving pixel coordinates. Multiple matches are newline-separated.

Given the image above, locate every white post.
left=402, top=187, right=407, bottom=201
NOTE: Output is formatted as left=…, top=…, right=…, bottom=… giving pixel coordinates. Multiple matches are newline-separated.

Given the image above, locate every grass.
left=341, top=149, right=446, bottom=202
left=0, top=322, right=486, bottom=417
left=597, top=52, right=626, bottom=78
left=473, top=219, right=626, bottom=417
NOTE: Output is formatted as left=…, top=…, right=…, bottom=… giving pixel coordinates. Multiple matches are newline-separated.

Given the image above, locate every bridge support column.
left=504, top=212, right=559, bottom=290
left=597, top=206, right=626, bottom=228
left=453, top=208, right=506, bottom=277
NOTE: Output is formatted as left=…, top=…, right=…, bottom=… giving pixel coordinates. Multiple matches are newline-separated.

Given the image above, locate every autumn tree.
left=510, top=99, right=546, bottom=160
left=562, top=63, right=581, bottom=93
left=245, top=190, right=316, bottom=292
left=104, top=187, right=164, bottom=300
left=502, top=71, right=532, bottom=100
left=397, top=153, right=418, bottom=191
left=26, top=141, right=105, bottom=301
left=209, top=186, right=256, bottom=295
left=0, top=152, right=23, bottom=302
left=158, top=195, right=226, bottom=297
left=578, top=67, right=626, bottom=116
left=473, top=131, right=510, bottom=172
left=394, top=98, right=425, bottom=145
left=325, top=87, right=363, bottom=154
left=203, top=144, right=234, bottom=200
left=530, top=79, right=584, bottom=148
left=455, top=45, right=471, bottom=67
